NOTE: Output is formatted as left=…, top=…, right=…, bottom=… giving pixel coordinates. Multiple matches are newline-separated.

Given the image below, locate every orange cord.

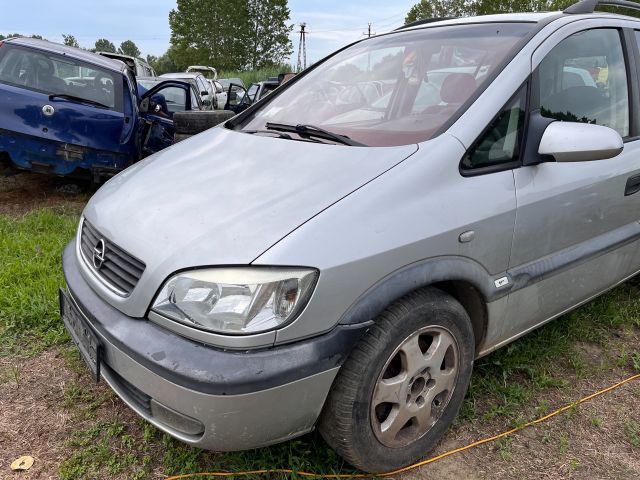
left=165, top=372, right=640, bottom=479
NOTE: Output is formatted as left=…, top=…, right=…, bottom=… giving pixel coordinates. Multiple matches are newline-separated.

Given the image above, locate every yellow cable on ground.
left=165, top=372, right=640, bottom=480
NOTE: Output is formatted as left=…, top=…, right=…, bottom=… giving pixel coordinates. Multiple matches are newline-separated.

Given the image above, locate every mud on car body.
left=62, top=0, right=640, bottom=473
left=0, top=38, right=193, bottom=181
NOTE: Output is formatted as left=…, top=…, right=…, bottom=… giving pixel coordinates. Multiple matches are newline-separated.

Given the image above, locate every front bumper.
left=62, top=241, right=369, bottom=450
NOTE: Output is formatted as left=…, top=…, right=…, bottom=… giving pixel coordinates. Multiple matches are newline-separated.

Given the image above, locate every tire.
left=318, top=288, right=475, bottom=473
left=173, top=110, right=235, bottom=135
left=173, top=133, right=192, bottom=144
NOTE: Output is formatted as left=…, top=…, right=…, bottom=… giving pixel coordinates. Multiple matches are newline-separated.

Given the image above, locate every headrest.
left=440, top=73, right=476, bottom=104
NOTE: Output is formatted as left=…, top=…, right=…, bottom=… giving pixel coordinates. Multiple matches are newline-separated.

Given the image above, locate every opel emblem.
left=93, top=239, right=106, bottom=270
left=42, top=105, right=55, bottom=116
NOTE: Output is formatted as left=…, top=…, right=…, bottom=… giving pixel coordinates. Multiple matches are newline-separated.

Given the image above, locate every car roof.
left=136, top=76, right=161, bottom=83
left=137, top=76, right=196, bottom=90
left=161, top=72, right=201, bottom=79
left=398, top=12, right=556, bottom=32
left=398, top=10, right=640, bottom=33
left=4, top=37, right=127, bottom=73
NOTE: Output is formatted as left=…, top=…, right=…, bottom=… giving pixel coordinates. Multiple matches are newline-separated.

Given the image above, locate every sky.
left=0, top=0, right=417, bottom=65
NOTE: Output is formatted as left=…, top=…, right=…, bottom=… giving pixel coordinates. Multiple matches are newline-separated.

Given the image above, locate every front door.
left=140, top=80, right=192, bottom=154
left=505, top=27, right=640, bottom=341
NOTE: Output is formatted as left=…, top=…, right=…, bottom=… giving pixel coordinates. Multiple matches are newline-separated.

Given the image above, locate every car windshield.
left=0, top=43, right=118, bottom=109
left=239, top=23, right=534, bottom=147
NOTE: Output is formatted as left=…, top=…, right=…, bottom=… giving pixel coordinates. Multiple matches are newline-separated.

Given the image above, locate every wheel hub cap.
left=371, top=325, right=459, bottom=448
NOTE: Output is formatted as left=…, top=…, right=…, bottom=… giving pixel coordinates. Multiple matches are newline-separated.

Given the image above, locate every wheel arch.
left=338, top=256, right=498, bottom=353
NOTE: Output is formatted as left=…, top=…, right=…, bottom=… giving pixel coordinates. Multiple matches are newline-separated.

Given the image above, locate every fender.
left=339, top=256, right=508, bottom=326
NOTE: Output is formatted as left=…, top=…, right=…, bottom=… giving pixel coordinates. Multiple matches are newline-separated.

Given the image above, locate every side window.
left=461, top=85, right=527, bottom=170
left=149, top=86, right=186, bottom=118
left=197, top=77, right=207, bottom=94
left=190, top=88, right=200, bottom=110
left=537, top=29, right=629, bottom=137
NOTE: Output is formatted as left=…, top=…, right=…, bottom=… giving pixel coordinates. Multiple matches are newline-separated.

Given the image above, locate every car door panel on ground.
left=503, top=26, right=640, bottom=343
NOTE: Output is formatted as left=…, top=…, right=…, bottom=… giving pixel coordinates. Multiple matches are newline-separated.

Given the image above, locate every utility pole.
left=363, top=23, right=375, bottom=38
left=363, top=23, right=375, bottom=71
left=296, top=23, right=307, bottom=72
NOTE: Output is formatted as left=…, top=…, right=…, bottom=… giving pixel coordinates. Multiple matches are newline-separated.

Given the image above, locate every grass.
left=0, top=207, right=79, bottom=356
left=59, top=419, right=152, bottom=480
left=1, top=207, right=640, bottom=478
left=460, top=281, right=640, bottom=424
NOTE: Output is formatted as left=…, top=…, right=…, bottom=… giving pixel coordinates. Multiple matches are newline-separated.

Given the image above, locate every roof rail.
left=564, top=0, right=640, bottom=14
left=394, top=17, right=455, bottom=31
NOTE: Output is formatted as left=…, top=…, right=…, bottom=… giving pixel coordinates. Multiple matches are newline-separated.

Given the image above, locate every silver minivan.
left=61, top=0, right=640, bottom=472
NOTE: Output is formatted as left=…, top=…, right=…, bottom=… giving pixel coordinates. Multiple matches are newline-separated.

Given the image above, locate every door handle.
left=625, top=174, right=640, bottom=196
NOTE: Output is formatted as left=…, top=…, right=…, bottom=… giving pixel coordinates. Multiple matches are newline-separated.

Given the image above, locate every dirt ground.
left=1, top=173, right=639, bottom=479
left=0, top=172, right=89, bottom=216
left=406, top=361, right=640, bottom=480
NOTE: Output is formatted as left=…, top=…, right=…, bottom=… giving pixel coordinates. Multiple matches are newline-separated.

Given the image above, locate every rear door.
left=504, top=25, right=640, bottom=341
left=0, top=43, right=126, bottom=162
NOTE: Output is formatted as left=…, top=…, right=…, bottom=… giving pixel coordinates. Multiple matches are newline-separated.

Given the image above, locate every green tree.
left=169, top=0, right=293, bottom=71
left=404, top=0, right=473, bottom=23
left=94, top=38, right=116, bottom=53
left=147, top=50, right=179, bottom=75
left=169, top=0, right=251, bottom=71
left=403, top=0, right=593, bottom=21
left=119, top=40, right=141, bottom=57
left=246, top=0, right=293, bottom=70
left=62, top=34, right=79, bottom=48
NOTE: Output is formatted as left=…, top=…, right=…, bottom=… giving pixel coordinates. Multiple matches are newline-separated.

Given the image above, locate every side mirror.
left=538, top=122, right=623, bottom=162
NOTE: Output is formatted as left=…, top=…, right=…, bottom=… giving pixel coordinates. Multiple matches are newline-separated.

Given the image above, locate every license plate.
left=60, top=289, right=101, bottom=382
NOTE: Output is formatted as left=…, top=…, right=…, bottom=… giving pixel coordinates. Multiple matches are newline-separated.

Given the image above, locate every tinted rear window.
left=0, top=43, right=122, bottom=111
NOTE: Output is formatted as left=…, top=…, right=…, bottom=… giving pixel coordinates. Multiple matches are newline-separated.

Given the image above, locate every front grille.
left=79, top=219, right=145, bottom=296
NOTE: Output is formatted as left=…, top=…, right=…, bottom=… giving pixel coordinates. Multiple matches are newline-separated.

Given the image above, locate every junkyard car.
left=61, top=1, right=640, bottom=472
left=225, top=78, right=280, bottom=114
left=211, top=80, right=228, bottom=110
left=0, top=38, right=192, bottom=180
left=137, top=76, right=204, bottom=114
left=160, top=72, right=216, bottom=110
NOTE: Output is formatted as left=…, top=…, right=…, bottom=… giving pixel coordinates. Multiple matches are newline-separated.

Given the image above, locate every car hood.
left=82, top=127, right=417, bottom=316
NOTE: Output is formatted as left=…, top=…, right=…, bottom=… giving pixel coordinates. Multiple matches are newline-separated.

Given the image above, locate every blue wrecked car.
left=0, top=37, right=197, bottom=181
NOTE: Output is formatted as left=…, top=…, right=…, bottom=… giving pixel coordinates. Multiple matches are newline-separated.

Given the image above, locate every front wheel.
left=318, top=288, right=475, bottom=473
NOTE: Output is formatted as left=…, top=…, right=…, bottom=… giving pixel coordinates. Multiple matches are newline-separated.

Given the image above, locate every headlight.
left=151, top=267, right=318, bottom=335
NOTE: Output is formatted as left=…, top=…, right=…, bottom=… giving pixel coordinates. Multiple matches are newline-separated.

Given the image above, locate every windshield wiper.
left=265, top=122, right=366, bottom=147
left=242, top=129, right=294, bottom=140
left=49, top=94, right=110, bottom=109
